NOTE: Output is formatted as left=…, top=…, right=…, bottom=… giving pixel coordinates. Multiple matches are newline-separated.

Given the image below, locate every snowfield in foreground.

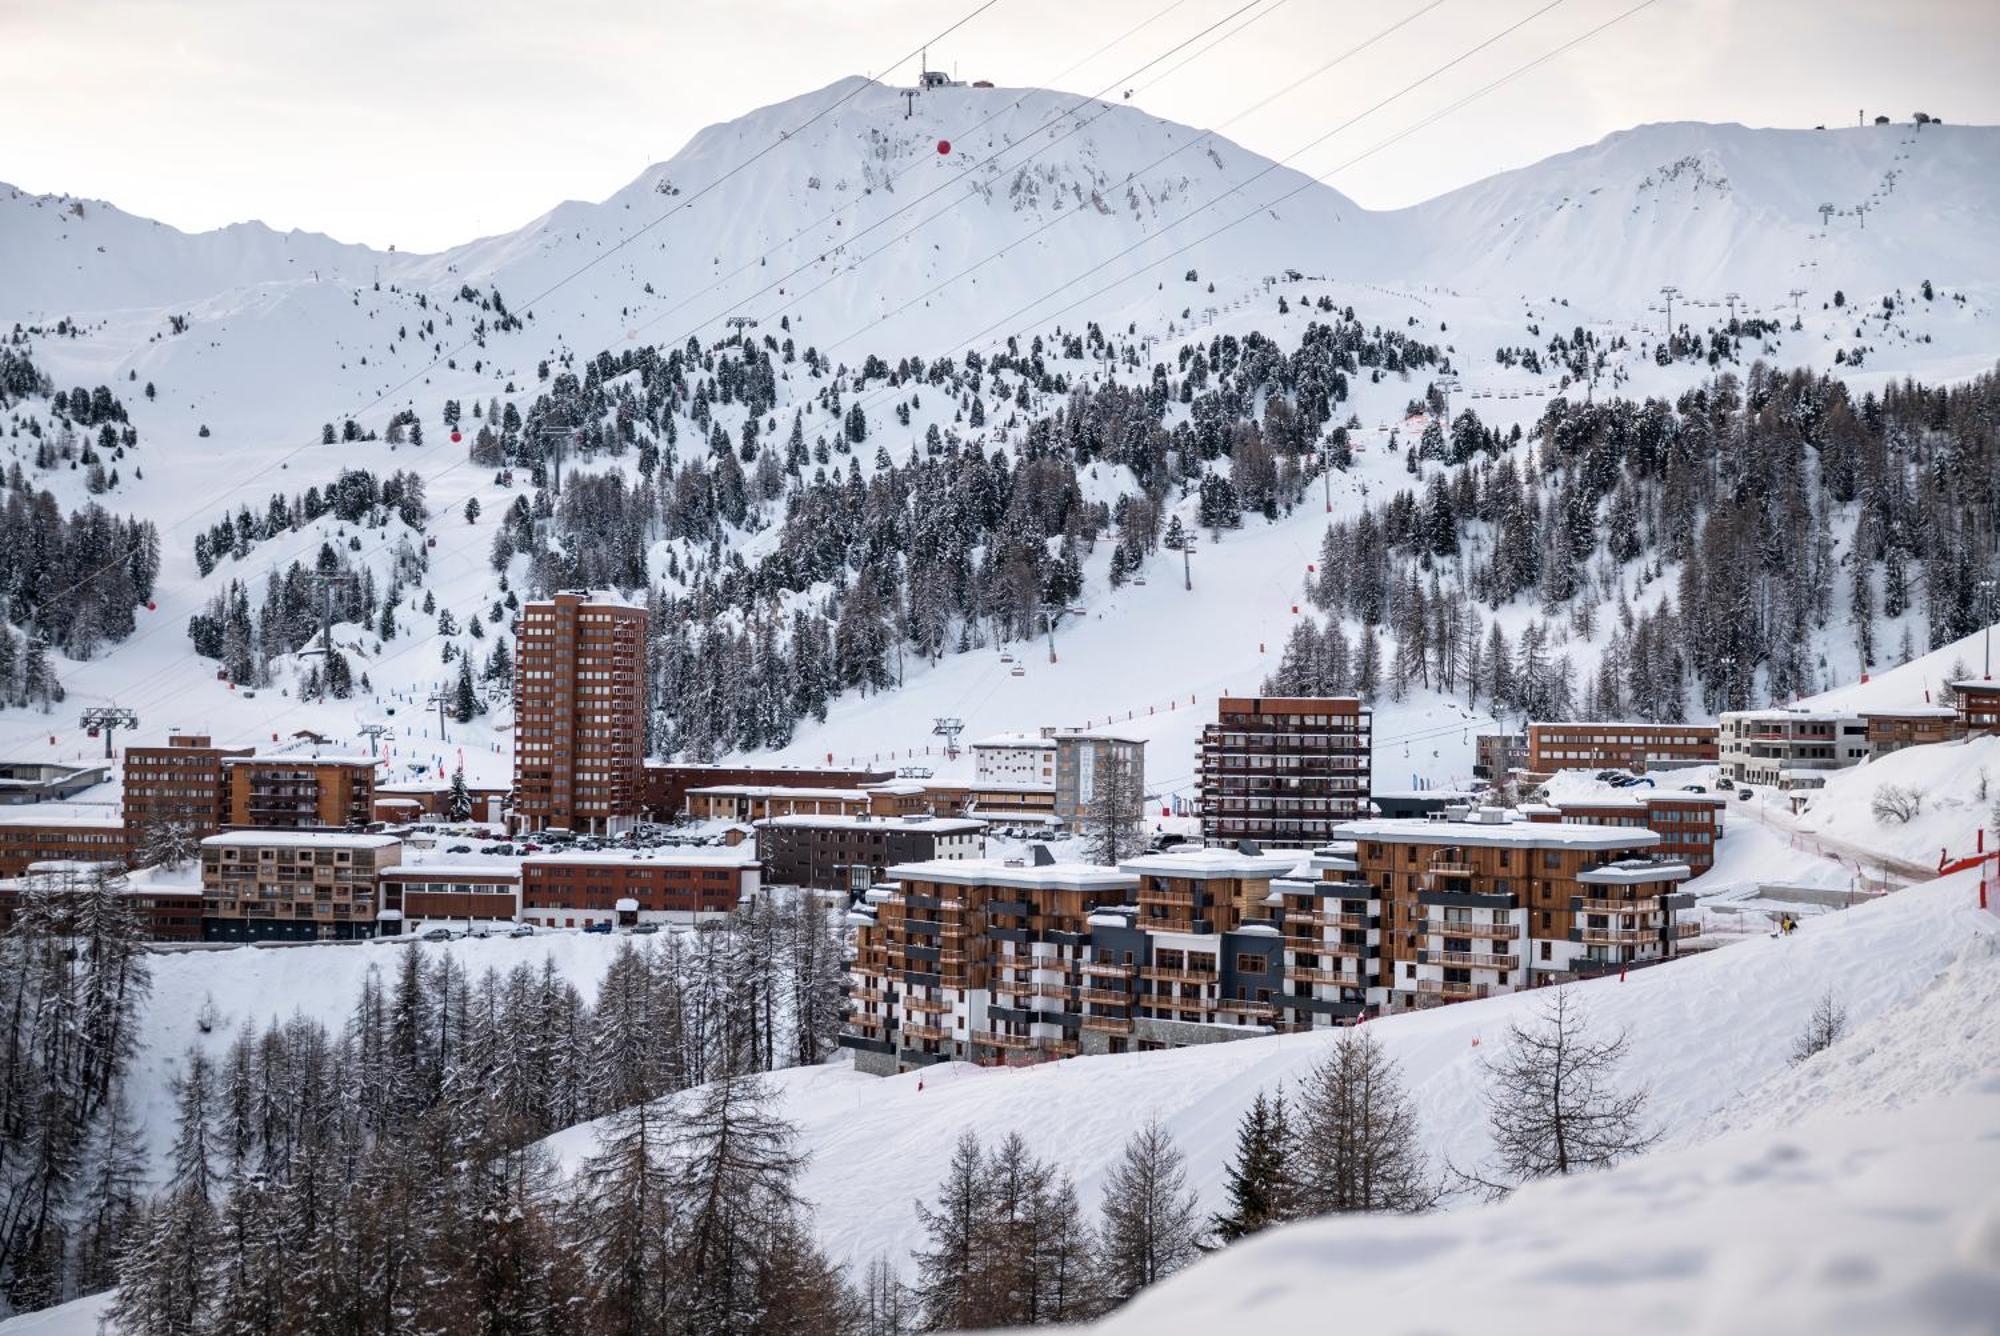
left=1086, top=1081, right=2000, bottom=1336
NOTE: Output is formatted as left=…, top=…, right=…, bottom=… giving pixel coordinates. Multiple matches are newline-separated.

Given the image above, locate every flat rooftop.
left=887, top=857, right=1138, bottom=892
left=1334, top=817, right=1661, bottom=851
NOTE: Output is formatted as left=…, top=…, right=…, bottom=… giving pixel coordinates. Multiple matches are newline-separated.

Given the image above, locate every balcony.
left=1415, top=979, right=1491, bottom=1000
left=1674, top=921, right=1703, bottom=939
left=1288, top=965, right=1357, bottom=986
left=847, top=1012, right=889, bottom=1032
left=1435, top=949, right=1516, bottom=971
left=1213, top=998, right=1276, bottom=1017
left=1421, top=917, right=1518, bottom=940
left=901, top=1021, right=952, bottom=1043
left=1079, top=961, right=1136, bottom=979
left=1141, top=966, right=1219, bottom=984
left=902, top=997, right=953, bottom=1015
left=847, top=986, right=889, bottom=1005
left=1138, top=887, right=1198, bottom=907
left=1577, top=897, right=1661, bottom=915
left=998, top=981, right=1071, bottom=1001
left=1427, top=861, right=1476, bottom=877
left=1080, top=1016, right=1134, bottom=1035
left=1577, top=926, right=1650, bottom=946
left=988, top=1035, right=1079, bottom=1057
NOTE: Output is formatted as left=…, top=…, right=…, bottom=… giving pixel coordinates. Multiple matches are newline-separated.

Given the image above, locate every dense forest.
left=0, top=877, right=847, bottom=1322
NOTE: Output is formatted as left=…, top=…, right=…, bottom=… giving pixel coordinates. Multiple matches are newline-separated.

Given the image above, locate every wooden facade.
left=1338, top=813, right=1695, bottom=1006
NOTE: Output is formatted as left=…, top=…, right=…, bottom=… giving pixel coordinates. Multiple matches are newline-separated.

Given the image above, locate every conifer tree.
left=1096, top=1119, right=1201, bottom=1307
left=1210, top=1089, right=1295, bottom=1243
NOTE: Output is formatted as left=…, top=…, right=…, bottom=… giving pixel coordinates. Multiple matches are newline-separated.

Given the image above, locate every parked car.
left=582, top=921, right=613, bottom=934
left=629, top=923, right=660, bottom=935
left=1737, top=789, right=1753, bottom=801
left=421, top=927, right=453, bottom=942
left=1680, top=784, right=1708, bottom=793
left=447, top=844, right=472, bottom=853
left=509, top=923, right=535, bottom=938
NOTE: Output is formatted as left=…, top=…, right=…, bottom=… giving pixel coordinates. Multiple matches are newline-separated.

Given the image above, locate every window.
left=1235, top=953, right=1267, bottom=974
left=1539, top=941, right=1552, bottom=961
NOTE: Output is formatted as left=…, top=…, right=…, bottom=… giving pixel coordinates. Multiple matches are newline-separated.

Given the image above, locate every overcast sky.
left=2, top=0, right=1994, bottom=252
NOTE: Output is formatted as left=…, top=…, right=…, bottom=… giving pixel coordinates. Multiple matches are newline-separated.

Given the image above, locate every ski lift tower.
left=1434, top=373, right=1459, bottom=422
left=358, top=722, right=393, bottom=757
left=1657, top=285, right=1680, bottom=344
left=78, top=705, right=139, bottom=760
left=932, top=716, right=964, bottom=760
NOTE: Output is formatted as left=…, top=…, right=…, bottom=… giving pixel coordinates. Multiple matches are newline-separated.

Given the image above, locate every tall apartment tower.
left=512, top=591, right=648, bottom=833
left=1197, top=696, right=1372, bottom=846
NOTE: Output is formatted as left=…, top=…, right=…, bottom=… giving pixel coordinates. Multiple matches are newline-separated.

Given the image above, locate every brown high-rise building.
left=513, top=591, right=648, bottom=833
left=1197, top=696, right=1372, bottom=846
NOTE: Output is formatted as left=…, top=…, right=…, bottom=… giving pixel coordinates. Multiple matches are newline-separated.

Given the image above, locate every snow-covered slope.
left=1386, top=119, right=2000, bottom=308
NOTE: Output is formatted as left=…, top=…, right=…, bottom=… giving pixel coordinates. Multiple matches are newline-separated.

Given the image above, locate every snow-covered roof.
left=1372, top=788, right=1483, bottom=801
left=380, top=864, right=522, bottom=880
left=966, top=781, right=1058, bottom=794
left=614, top=897, right=640, bottom=912
left=1578, top=859, right=1691, bottom=885
left=1333, top=818, right=1661, bottom=851
left=1720, top=707, right=1863, bottom=724
left=1857, top=706, right=1962, bottom=719
left=1118, top=847, right=1310, bottom=878
left=886, top=857, right=1138, bottom=892
left=757, top=814, right=986, bottom=833
left=1528, top=720, right=1718, bottom=732
left=201, top=830, right=402, bottom=849
left=970, top=733, right=1056, bottom=750
left=222, top=754, right=380, bottom=767
left=523, top=848, right=760, bottom=867
left=0, top=805, right=124, bottom=829
left=1949, top=679, right=2000, bottom=694
left=1053, top=728, right=1146, bottom=745
left=685, top=784, right=868, bottom=801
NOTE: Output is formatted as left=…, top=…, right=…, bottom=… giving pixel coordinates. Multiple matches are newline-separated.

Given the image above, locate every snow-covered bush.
left=1869, top=783, right=1925, bottom=824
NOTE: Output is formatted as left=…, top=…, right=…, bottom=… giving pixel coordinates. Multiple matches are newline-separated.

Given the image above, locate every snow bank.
left=1792, top=734, right=2000, bottom=870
